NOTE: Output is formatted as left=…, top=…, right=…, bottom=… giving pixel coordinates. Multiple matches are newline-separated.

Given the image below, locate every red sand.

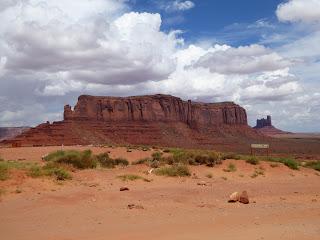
left=0, top=146, right=320, bottom=240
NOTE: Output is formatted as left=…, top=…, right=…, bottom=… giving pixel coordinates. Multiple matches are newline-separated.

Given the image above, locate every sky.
left=0, top=0, right=320, bottom=132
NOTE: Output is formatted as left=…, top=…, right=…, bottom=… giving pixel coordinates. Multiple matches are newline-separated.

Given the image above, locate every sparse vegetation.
left=0, top=160, right=36, bottom=181
left=117, top=174, right=151, bottom=182
left=251, top=167, right=265, bottom=178
left=221, top=153, right=241, bottom=160
left=96, top=152, right=115, bottom=168
left=304, top=161, right=320, bottom=171
left=164, top=148, right=222, bottom=167
left=246, top=156, right=260, bottom=165
left=154, top=164, right=191, bottom=177
left=114, top=158, right=129, bottom=166
left=206, top=173, right=213, bottom=178
left=44, top=150, right=129, bottom=170
left=132, top=158, right=151, bottom=165
left=264, top=157, right=299, bottom=170
left=0, top=158, right=71, bottom=181
left=151, top=152, right=163, bottom=161
left=0, top=162, right=9, bottom=181
left=282, top=159, right=299, bottom=170
left=44, top=150, right=97, bottom=169
left=224, top=163, right=237, bottom=172
left=29, top=163, right=72, bottom=180
left=0, top=188, right=5, bottom=196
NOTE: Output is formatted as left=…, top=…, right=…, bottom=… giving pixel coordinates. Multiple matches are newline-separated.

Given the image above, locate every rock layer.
left=64, top=94, right=247, bottom=126
left=2, top=94, right=261, bottom=151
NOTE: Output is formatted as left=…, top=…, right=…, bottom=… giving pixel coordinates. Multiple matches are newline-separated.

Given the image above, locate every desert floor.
left=0, top=146, right=320, bottom=240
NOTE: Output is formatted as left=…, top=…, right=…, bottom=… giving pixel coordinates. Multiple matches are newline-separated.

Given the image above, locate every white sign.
left=251, top=144, right=269, bottom=149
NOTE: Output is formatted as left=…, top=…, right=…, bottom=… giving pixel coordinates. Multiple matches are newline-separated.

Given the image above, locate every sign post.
left=251, top=144, right=270, bottom=156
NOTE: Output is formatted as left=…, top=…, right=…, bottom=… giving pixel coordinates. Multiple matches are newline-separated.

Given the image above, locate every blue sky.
left=131, top=0, right=284, bottom=45
left=0, top=0, right=320, bottom=132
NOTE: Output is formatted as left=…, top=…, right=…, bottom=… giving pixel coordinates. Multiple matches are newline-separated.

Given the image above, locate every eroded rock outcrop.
left=2, top=94, right=261, bottom=150
left=254, top=115, right=290, bottom=136
left=64, top=94, right=247, bottom=126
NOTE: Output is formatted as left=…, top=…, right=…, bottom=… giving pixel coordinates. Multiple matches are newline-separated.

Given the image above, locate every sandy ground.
left=1, top=146, right=320, bottom=240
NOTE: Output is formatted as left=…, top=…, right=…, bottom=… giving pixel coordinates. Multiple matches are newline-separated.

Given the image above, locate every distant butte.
left=254, top=115, right=290, bottom=136
left=2, top=94, right=264, bottom=151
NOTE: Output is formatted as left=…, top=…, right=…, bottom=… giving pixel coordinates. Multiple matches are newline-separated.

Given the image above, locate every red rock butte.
left=2, top=94, right=263, bottom=151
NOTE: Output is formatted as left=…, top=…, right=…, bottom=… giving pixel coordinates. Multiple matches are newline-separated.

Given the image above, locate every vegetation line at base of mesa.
left=1, top=147, right=319, bottom=182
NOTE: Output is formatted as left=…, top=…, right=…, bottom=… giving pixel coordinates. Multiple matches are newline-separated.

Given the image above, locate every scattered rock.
left=197, top=181, right=207, bottom=186
left=311, top=199, right=317, bottom=202
left=88, top=183, right=99, bottom=187
left=128, top=204, right=144, bottom=209
left=239, top=191, right=249, bottom=204
left=192, top=173, right=199, bottom=179
left=120, top=187, right=129, bottom=191
left=228, top=192, right=240, bottom=202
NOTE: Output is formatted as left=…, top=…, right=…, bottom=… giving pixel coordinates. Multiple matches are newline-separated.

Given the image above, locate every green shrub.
left=224, top=163, right=237, bottom=172
left=152, top=152, right=163, bottom=161
left=52, top=168, right=72, bottom=180
left=96, top=153, right=115, bottom=168
left=305, top=161, right=320, bottom=171
left=42, top=162, right=72, bottom=180
left=281, top=158, right=299, bottom=170
left=114, top=158, right=129, bottom=166
left=28, top=166, right=43, bottom=178
left=194, top=152, right=221, bottom=167
left=246, top=157, right=260, bottom=165
left=29, top=162, right=72, bottom=181
left=261, top=156, right=299, bottom=170
left=117, top=174, right=150, bottom=182
left=159, top=156, right=173, bottom=165
left=221, top=153, right=241, bottom=160
left=154, top=164, right=191, bottom=177
left=44, top=150, right=97, bottom=169
left=166, top=149, right=222, bottom=167
left=0, top=162, right=9, bottom=181
left=0, top=160, right=33, bottom=181
left=132, top=158, right=151, bottom=165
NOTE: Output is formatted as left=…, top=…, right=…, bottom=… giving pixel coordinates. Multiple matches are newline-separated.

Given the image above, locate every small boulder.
left=120, top=187, right=129, bottom=191
left=239, top=191, right=249, bottom=204
left=228, top=192, right=240, bottom=202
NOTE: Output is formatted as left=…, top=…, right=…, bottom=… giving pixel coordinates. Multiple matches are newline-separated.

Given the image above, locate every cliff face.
left=64, top=94, right=247, bottom=126
left=2, top=94, right=259, bottom=150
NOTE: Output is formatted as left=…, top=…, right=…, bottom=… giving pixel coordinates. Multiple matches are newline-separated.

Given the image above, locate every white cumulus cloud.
left=276, top=0, right=320, bottom=23
left=193, top=44, right=293, bottom=75
left=165, top=0, right=195, bottom=12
